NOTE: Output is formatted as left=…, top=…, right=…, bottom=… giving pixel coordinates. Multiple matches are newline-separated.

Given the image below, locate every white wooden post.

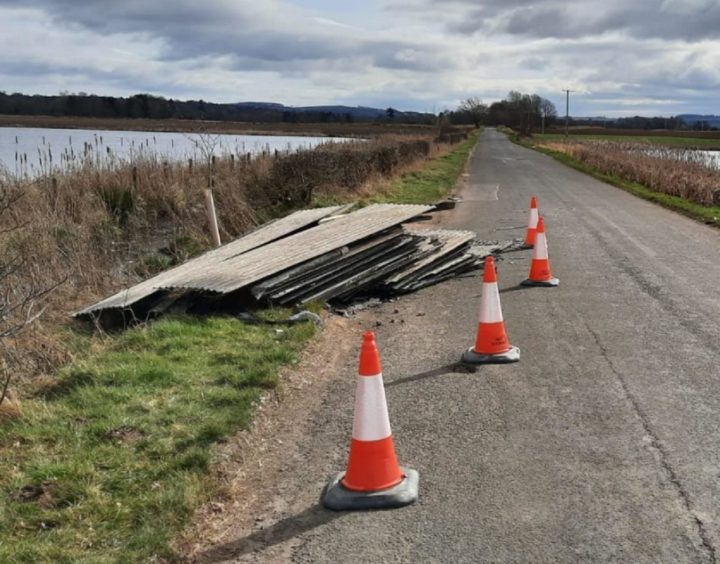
left=204, top=189, right=221, bottom=247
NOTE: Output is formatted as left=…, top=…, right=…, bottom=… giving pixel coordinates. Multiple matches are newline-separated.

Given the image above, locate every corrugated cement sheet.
left=387, top=228, right=476, bottom=284
left=166, top=204, right=434, bottom=293
left=74, top=205, right=348, bottom=316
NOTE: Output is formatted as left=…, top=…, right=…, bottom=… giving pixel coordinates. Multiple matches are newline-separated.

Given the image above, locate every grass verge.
left=0, top=314, right=315, bottom=562
left=532, top=144, right=720, bottom=226
left=379, top=130, right=479, bottom=204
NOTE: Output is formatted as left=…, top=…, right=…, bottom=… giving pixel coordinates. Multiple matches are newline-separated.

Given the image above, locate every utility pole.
left=563, top=89, right=573, bottom=137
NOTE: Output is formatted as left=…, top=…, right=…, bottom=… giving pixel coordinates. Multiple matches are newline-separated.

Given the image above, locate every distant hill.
left=234, top=102, right=286, bottom=110
left=234, top=102, right=428, bottom=121
left=678, top=114, right=720, bottom=128
left=573, top=116, right=617, bottom=122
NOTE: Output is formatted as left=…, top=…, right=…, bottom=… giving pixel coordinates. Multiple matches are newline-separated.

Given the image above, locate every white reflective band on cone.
left=534, top=233, right=549, bottom=259
left=479, top=282, right=504, bottom=323
left=528, top=208, right=538, bottom=228
left=352, top=374, right=392, bottom=441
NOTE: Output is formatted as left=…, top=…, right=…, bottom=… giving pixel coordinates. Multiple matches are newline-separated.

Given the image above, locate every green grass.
left=0, top=314, right=315, bottom=563
left=532, top=145, right=720, bottom=226
left=534, top=133, right=720, bottom=148
left=379, top=130, right=480, bottom=204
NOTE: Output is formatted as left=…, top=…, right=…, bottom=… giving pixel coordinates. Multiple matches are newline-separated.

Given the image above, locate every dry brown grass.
left=0, top=394, right=21, bottom=421
left=0, top=133, right=459, bottom=393
left=539, top=140, right=720, bottom=206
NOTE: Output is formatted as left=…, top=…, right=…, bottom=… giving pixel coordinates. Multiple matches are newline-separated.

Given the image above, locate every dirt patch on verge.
left=173, top=314, right=362, bottom=562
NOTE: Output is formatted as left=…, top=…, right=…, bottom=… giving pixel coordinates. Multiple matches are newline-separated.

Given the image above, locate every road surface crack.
left=585, top=321, right=717, bottom=564
left=585, top=221, right=720, bottom=356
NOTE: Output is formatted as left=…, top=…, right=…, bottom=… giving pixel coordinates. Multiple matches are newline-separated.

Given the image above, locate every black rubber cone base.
left=321, top=468, right=419, bottom=511
left=461, top=345, right=520, bottom=365
left=521, top=277, right=559, bottom=287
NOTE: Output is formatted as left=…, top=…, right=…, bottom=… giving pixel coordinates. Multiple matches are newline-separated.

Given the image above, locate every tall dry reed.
left=543, top=140, right=720, bottom=206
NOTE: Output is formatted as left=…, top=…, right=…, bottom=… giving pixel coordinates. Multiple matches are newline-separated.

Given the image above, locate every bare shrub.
left=247, top=137, right=434, bottom=215
left=0, top=183, right=62, bottom=415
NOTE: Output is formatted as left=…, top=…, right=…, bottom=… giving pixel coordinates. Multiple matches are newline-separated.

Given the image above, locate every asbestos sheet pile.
left=383, top=228, right=484, bottom=293
left=253, top=227, right=507, bottom=305
left=75, top=204, right=511, bottom=322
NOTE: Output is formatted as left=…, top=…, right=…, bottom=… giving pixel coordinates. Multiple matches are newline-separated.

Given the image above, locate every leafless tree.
left=188, top=132, right=221, bottom=170
left=500, top=91, right=557, bottom=136
left=0, top=182, right=60, bottom=408
left=458, top=97, right=488, bottom=128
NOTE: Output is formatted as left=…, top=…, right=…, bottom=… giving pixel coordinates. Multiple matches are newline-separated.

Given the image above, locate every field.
left=0, top=114, right=444, bottom=138
left=0, top=128, right=479, bottom=562
left=536, top=129, right=720, bottom=149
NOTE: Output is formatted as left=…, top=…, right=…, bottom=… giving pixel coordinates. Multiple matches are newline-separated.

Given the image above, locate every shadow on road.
left=192, top=504, right=342, bottom=563
left=385, top=362, right=476, bottom=388
left=499, top=284, right=531, bottom=294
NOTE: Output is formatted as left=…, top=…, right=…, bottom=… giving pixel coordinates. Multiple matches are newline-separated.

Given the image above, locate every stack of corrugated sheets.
left=75, top=204, right=512, bottom=321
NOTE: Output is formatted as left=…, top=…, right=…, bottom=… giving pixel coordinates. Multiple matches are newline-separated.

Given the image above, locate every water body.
left=689, top=149, right=720, bottom=170
left=0, top=126, right=342, bottom=179
left=639, top=147, right=720, bottom=170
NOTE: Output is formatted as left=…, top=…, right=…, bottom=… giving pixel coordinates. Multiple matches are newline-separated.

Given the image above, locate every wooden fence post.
left=205, top=188, right=222, bottom=248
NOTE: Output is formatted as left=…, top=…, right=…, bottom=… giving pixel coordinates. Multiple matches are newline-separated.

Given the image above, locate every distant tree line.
left=689, top=120, right=718, bottom=131
left=449, top=92, right=558, bottom=135
left=4, top=90, right=705, bottom=132
left=570, top=116, right=680, bottom=129
left=449, top=92, right=713, bottom=133
left=0, top=91, right=435, bottom=124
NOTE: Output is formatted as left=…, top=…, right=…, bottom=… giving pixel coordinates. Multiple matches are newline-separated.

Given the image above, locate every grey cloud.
left=0, top=58, right=206, bottom=99
left=0, top=0, right=456, bottom=73
left=569, top=83, right=719, bottom=115
left=0, top=58, right=131, bottom=83
left=3, top=0, right=720, bottom=116
left=0, top=60, right=67, bottom=78
left=517, top=57, right=550, bottom=71
left=513, top=37, right=720, bottom=92
left=371, top=44, right=456, bottom=72
left=399, top=0, right=720, bottom=41
left=502, top=7, right=573, bottom=37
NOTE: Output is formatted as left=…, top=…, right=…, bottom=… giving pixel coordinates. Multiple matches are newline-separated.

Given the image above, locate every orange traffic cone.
left=521, top=217, right=559, bottom=287
left=461, top=256, right=520, bottom=364
left=523, top=196, right=539, bottom=248
left=322, top=332, right=419, bottom=510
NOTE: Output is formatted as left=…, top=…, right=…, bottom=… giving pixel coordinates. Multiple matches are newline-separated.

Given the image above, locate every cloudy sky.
left=1, top=0, right=719, bottom=116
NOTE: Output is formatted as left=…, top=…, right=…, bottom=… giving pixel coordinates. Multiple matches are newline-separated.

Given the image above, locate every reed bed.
left=0, top=133, right=451, bottom=392
left=542, top=140, right=720, bottom=206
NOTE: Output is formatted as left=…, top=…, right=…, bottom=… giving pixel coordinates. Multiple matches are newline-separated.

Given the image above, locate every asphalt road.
left=200, top=129, right=720, bottom=563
